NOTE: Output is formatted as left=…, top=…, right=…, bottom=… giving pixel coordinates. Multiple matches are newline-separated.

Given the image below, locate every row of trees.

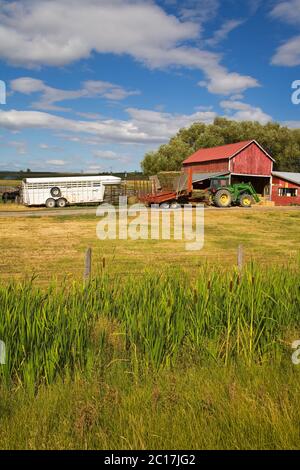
left=141, top=118, right=300, bottom=175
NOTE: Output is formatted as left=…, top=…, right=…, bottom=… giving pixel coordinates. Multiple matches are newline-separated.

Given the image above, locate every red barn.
left=182, top=140, right=300, bottom=205
left=182, top=140, right=274, bottom=198
left=271, top=172, right=300, bottom=206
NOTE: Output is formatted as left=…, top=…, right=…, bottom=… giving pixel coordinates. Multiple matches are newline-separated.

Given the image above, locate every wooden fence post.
left=84, top=247, right=92, bottom=282
left=237, top=244, right=243, bottom=275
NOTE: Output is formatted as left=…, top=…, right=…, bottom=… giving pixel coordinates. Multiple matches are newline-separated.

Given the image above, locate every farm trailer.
left=140, top=172, right=260, bottom=208
left=21, top=175, right=122, bottom=208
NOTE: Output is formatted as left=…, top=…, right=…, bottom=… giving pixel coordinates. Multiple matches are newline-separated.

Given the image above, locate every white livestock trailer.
left=21, top=175, right=121, bottom=208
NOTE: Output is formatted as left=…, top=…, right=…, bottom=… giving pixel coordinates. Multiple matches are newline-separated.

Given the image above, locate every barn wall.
left=183, top=159, right=229, bottom=173
left=231, top=143, right=273, bottom=176
left=272, top=176, right=300, bottom=206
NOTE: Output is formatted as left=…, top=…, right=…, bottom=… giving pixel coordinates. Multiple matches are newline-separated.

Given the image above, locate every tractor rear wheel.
left=239, top=193, right=253, bottom=208
left=214, top=189, right=232, bottom=208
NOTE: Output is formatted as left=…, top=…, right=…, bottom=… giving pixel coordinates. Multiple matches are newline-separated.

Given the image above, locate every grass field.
left=0, top=180, right=20, bottom=186
left=0, top=208, right=299, bottom=282
left=0, top=208, right=300, bottom=449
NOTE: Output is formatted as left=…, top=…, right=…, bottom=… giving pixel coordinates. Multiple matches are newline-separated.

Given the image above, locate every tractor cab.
left=209, top=176, right=230, bottom=193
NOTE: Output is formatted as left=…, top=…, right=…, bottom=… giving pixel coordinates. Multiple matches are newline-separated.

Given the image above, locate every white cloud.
left=284, top=121, right=300, bottom=129
left=178, top=0, right=220, bottom=23
left=199, top=72, right=258, bottom=95
left=93, top=149, right=130, bottom=164
left=271, top=35, right=300, bottom=66
left=10, top=77, right=140, bottom=111
left=271, top=0, right=300, bottom=66
left=75, top=112, right=103, bottom=120
left=86, top=165, right=104, bottom=172
left=46, top=159, right=66, bottom=166
left=93, top=150, right=119, bottom=160
left=0, top=107, right=217, bottom=144
left=0, top=101, right=273, bottom=154
left=206, top=19, right=244, bottom=47
left=220, top=100, right=272, bottom=124
left=0, top=0, right=259, bottom=95
left=39, top=143, right=62, bottom=151
left=271, top=0, right=300, bottom=25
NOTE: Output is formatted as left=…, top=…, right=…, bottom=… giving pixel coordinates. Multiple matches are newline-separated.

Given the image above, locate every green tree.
left=141, top=118, right=300, bottom=175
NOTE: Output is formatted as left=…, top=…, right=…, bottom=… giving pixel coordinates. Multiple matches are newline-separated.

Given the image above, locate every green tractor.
left=208, top=177, right=260, bottom=208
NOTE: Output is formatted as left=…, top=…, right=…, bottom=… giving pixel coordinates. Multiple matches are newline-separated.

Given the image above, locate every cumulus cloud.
left=93, top=150, right=120, bottom=160
left=10, top=77, right=140, bottom=111
left=220, top=100, right=272, bottom=124
left=284, top=121, right=300, bottom=129
left=177, top=0, right=220, bottom=23
left=39, top=143, right=62, bottom=151
left=271, top=0, right=300, bottom=66
left=46, top=159, right=66, bottom=166
left=206, top=19, right=244, bottom=47
left=272, top=35, right=300, bottom=66
left=271, top=0, right=300, bottom=25
left=93, top=149, right=130, bottom=164
left=0, top=0, right=259, bottom=95
left=0, top=107, right=217, bottom=144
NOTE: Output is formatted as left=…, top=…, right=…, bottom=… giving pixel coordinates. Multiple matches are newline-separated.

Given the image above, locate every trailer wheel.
left=170, top=202, right=181, bottom=209
left=160, top=202, right=170, bottom=209
left=50, top=187, right=61, bottom=198
left=214, top=189, right=232, bottom=208
left=239, top=193, right=252, bottom=208
left=56, top=198, right=67, bottom=208
left=45, top=198, right=56, bottom=208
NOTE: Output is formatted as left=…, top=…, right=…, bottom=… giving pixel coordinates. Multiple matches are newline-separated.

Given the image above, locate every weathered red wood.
left=272, top=176, right=300, bottom=206
left=183, top=159, right=229, bottom=173
left=231, top=142, right=273, bottom=176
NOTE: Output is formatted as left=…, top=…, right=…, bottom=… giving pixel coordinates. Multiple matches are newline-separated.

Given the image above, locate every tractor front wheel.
left=239, top=193, right=253, bottom=208
left=214, top=189, right=232, bottom=208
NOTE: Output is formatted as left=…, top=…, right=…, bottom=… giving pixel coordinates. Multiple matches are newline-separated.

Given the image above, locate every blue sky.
left=0, top=0, right=299, bottom=173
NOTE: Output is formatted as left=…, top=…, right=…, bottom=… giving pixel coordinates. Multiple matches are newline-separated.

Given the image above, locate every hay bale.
left=157, top=171, right=181, bottom=190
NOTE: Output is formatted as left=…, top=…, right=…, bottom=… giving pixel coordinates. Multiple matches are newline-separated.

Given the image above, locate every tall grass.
left=0, top=263, right=299, bottom=388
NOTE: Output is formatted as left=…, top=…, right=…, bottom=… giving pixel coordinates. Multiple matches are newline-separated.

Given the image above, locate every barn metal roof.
left=183, top=140, right=275, bottom=165
left=192, top=171, right=229, bottom=183
left=272, top=172, right=300, bottom=185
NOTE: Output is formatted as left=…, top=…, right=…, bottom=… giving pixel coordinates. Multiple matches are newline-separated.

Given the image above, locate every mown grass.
left=1, top=208, right=300, bottom=283
left=0, top=180, right=20, bottom=186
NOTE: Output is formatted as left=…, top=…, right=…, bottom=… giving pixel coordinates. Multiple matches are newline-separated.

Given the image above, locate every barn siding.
left=183, top=159, right=229, bottom=173
left=231, top=143, right=273, bottom=176
left=272, top=176, right=300, bottom=206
